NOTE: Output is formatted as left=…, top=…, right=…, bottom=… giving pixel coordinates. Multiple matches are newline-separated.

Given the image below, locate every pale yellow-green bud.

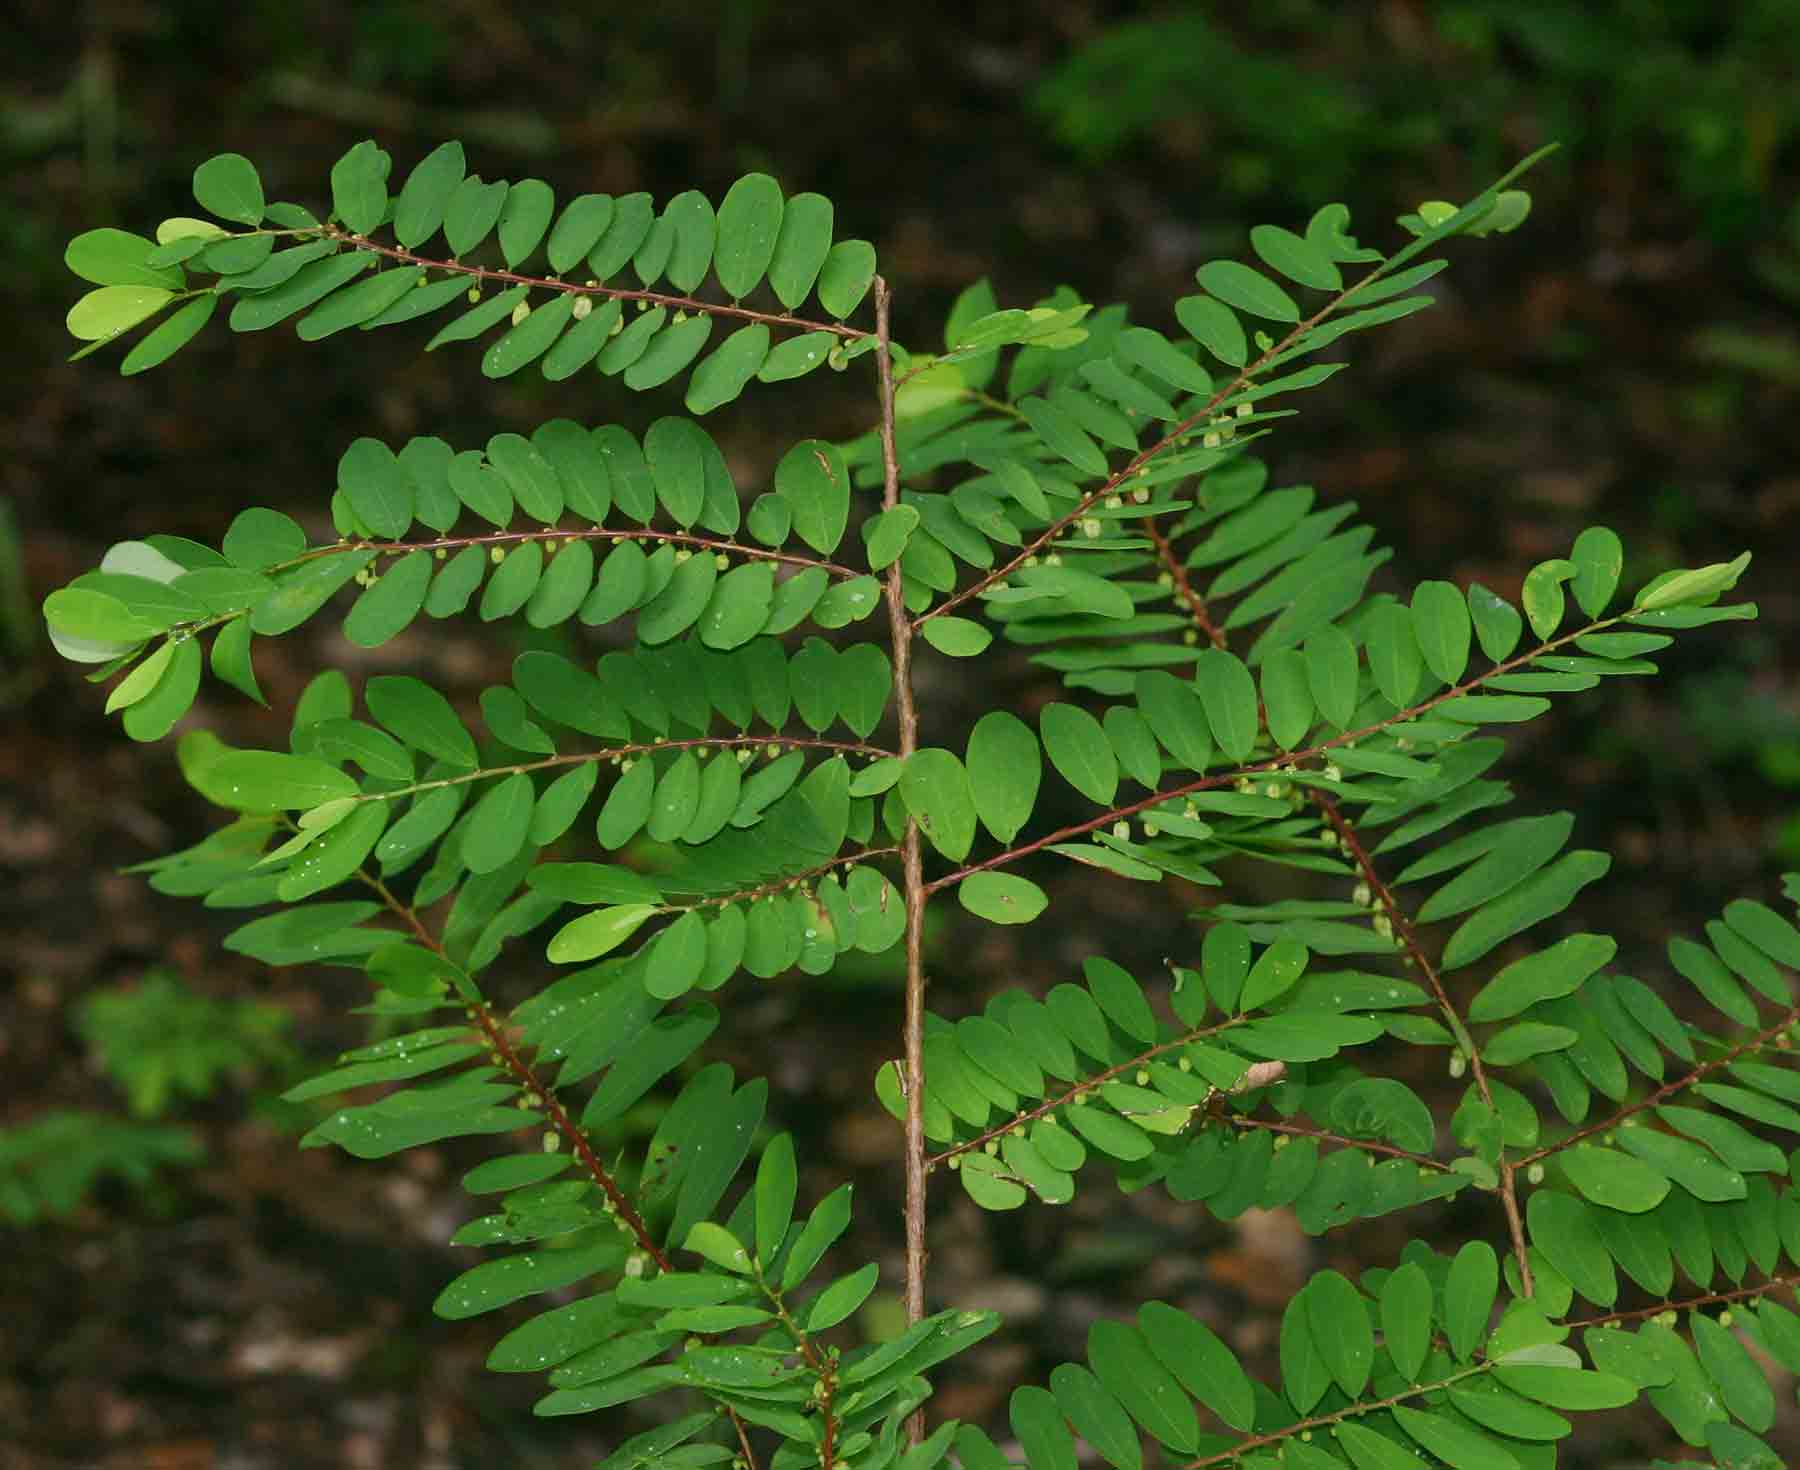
left=511, top=300, right=531, bottom=327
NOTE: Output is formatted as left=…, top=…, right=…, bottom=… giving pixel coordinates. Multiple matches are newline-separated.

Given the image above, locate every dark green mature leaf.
left=900, top=748, right=977, bottom=861
left=1193, top=648, right=1258, bottom=761
left=1040, top=703, right=1117, bottom=804
left=1380, top=1261, right=1433, bottom=1381
left=1440, top=852, right=1611, bottom=971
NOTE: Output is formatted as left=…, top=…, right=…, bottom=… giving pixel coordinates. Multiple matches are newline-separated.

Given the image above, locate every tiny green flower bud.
left=542, top=1130, right=560, bottom=1152
left=715, top=553, right=729, bottom=570
left=490, top=545, right=506, bottom=564
left=1235, top=400, right=1252, bottom=418
left=572, top=294, right=593, bottom=320
left=434, top=546, right=446, bottom=560
left=511, top=300, right=531, bottom=327
left=1448, top=1052, right=1467, bottom=1079
left=467, top=285, right=482, bottom=304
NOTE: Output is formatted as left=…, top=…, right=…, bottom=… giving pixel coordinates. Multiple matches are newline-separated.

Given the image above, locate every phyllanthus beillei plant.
left=45, top=137, right=1800, bottom=1470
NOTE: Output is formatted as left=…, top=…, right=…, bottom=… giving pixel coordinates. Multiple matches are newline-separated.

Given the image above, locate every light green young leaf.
left=545, top=904, right=659, bottom=965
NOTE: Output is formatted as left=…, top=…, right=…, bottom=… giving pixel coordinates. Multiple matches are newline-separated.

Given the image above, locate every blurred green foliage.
left=1035, top=1, right=1798, bottom=238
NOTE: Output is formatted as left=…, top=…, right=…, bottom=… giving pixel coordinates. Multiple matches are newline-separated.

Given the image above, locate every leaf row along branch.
left=925, top=996, right=1452, bottom=1174
left=319, top=224, right=870, bottom=341
left=1516, top=1004, right=1800, bottom=1169
left=285, top=523, right=863, bottom=579
left=912, top=243, right=1442, bottom=632
left=924, top=608, right=1638, bottom=895
left=334, top=735, right=894, bottom=808
left=350, top=860, right=771, bottom=1467
left=1309, top=787, right=1534, bottom=1295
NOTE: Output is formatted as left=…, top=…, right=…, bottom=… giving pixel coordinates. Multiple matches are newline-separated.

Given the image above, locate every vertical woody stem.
left=874, top=279, right=930, bottom=1442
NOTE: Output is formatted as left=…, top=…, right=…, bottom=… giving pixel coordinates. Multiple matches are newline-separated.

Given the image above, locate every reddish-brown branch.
left=1145, top=515, right=1225, bottom=649
left=1517, top=1007, right=1800, bottom=1168
left=1312, top=790, right=1532, bottom=1295
left=320, top=225, right=869, bottom=340
left=288, top=523, right=859, bottom=579
left=351, top=867, right=762, bottom=1466
left=1569, top=1273, right=1800, bottom=1332
left=922, top=610, right=1629, bottom=896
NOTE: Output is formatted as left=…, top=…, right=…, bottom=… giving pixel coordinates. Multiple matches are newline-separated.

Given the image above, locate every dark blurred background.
left=3, top=3, right=1798, bottom=1467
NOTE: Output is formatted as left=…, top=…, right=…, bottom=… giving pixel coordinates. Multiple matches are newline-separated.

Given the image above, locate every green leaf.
left=1560, top=1145, right=1669, bottom=1213
left=1467, top=933, right=1615, bottom=1021
left=806, top=1261, right=879, bottom=1332
left=188, top=750, right=358, bottom=812
left=104, top=639, right=174, bottom=714
left=343, top=549, right=432, bottom=646
left=1365, top=599, right=1424, bottom=705
left=208, top=615, right=264, bottom=704
left=1468, top=583, right=1523, bottom=662
left=1138, top=1302, right=1256, bottom=1431
left=366, top=674, right=477, bottom=768
left=192, top=152, right=264, bottom=225
left=67, top=284, right=175, bottom=343
left=1391, top=1406, right=1519, bottom=1470
left=1040, top=702, right=1118, bottom=804
left=1018, top=395, right=1108, bottom=477
left=1175, top=294, right=1247, bottom=367
left=464, top=773, right=536, bottom=875
left=753, top=1132, right=796, bottom=1268
left=393, top=140, right=465, bottom=248
left=1112, top=326, right=1213, bottom=395
left=920, top=617, right=992, bottom=656
left=766, top=193, right=833, bottom=310
left=1196, top=259, right=1299, bottom=322
left=685, top=323, right=770, bottom=414
left=1480, top=1022, right=1578, bottom=1066
left=1306, top=1270, right=1372, bottom=1396
left=1305, top=624, right=1359, bottom=729
left=779, top=1182, right=853, bottom=1292
left=1635, top=552, right=1752, bottom=611
left=1250, top=224, right=1341, bottom=291
left=1011, top=1387, right=1078, bottom=1470
left=1049, top=1364, right=1140, bottom=1470
left=1445, top=851, right=1614, bottom=978
left=965, top=711, right=1040, bottom=845
left=1444, top=1241, right=1499, bottom=1362
left=645, top=911, right=708, bottom=1000
left=1380, top=1260, right=1433, bottom=1381
left=435, top=1239, right=622, bottom=1320
left=1239, top=937, right=1308, bottom=1013
left=1086, top=1319, right=1198, bottom=1453
left=1259, top=648, right=1313, bottom=750
left=1526, top=1191, right=1616, bottom=1307
left=66, top=228, right=184, bottom=289
left=1135, top=670, right=1214, bottom=773
left=815, top=239, right=876, bottom=318
left=1411, top=580, right=1472, bottom=684
left=774, top=439, right=849, bottom=555
left=330, top=140, right=391, bottom=235
left=119, top=295, right=217, bottom=375
left=545, top=904, right=658, bottom=965
left=337, top=437, right=413, bottom=539
left=1194, top=648, right=1259, bottom=761
left=1569, top=526, right=1623, bottom=617
left=900, top=748, right=977, bottom=861
left=712, top=173, right=784, bottom=299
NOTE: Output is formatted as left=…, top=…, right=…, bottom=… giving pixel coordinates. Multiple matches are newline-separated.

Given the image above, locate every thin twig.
left=320, top=224, right=869, bottom=340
